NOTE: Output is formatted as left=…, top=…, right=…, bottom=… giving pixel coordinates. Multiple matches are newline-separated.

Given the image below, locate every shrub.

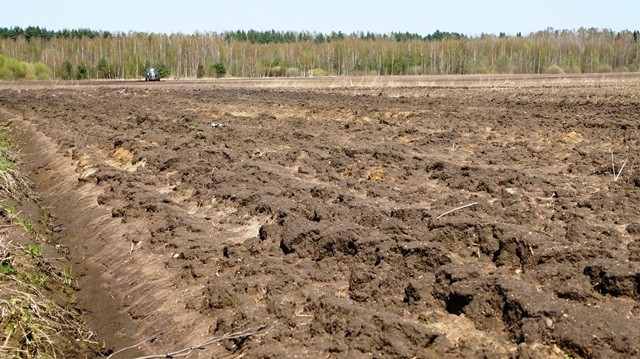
left=473, top=65, right=492, bottom=74
left=196, top=64, right=204, bottom=78
left=405, top=65, right=424, bottom=75
left=0, top=54, right=52, bottom=80
left=62, top=60, right=73, bottom=80
left=154, top=62, right=170, bottom=78
left=268, top=66, right=286, bottom=77
left=33, top=62, right=51, bottom=80
left=76, top=63, right=88, bottom=79
left=285, top=67, right=300, bottom=77
left=6, top=58, right=28, bottom=79
left=307, top=68, right=328, bottom=77
left=212, top=62, right=226, bottom=78
left=96, top=58, right=110, bottom=79
left=563, top=64, right=582, bottom=74
left=543, top=65, right=564, bottom=74
left=595, top=64, right=612, bottom=73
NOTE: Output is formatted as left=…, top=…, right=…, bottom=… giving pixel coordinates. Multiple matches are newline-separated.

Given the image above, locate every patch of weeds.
left=0, top=128, right=32, bottom=198
left=0, top=156, right=14, bottom=172
left=20, top=308, right=32, bottom=323
left=0, top=126, right=13, bottom=148
left=0, top=243, right=98, bottom=357
left=36, top=273, right=49, bottom=287
left=39, top=206, right=52, bottom=235
left=0, top=238, right=17, bottom=275
left=18, top=219, right=36, bottom=234
left=424, top=316, right=434, bottom=329
left=60, top=267, right=73, bottom=286
left=2, top=200, right=15, bottom=215
left=1, top=201, right=38, bottom=235
left=0, top=128, right=16, bottom=172
left=14, top=218, right=36, bottom=235
left=34, top=233, right=47, bottom=244
left=19, top=268, right=49, bottom=288
left=0, top=262, right=16, bottom=275
left=0, top=286, right=97, bottom=357
left=28, top=244, right=41, bottom=258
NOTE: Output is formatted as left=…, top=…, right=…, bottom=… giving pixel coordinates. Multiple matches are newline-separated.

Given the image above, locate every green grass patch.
left=0, top=262, right=16, bottom=275
left=27, top=244, right=41, bottom=258
left=0, top=156, right=13, bottom=172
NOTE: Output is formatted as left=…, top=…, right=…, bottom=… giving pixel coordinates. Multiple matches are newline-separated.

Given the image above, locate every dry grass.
left=0, top=234, right=99, bottom=358
left=0, top=148, right=31, bottom=200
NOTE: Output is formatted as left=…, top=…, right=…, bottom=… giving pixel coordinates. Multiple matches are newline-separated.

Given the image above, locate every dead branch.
left=106, top=335, right=158, bottom=359
left=127, top=324, right=270, bottom=359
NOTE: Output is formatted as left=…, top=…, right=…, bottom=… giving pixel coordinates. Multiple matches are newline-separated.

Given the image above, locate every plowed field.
left=1, top=74, right=639, bottom=358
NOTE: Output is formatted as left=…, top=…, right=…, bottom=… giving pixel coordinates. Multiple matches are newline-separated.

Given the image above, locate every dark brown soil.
left=1, top=75, right=639, bottom=358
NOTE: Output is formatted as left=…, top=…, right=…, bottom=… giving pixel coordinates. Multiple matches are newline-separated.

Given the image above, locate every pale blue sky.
left=3, top=0, right=638, bottom=36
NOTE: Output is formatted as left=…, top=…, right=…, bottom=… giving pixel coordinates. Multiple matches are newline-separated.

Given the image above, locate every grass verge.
left=0, top=126, right=101, bottom=358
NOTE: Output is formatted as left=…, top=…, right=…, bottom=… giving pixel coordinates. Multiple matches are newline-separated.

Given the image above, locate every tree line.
left=0, top=27, right=638, bottom=79
left=221, top=29, right=464, bottom=44
left=0, top=26, right=465, bottom=44
left=0, top=26, right=115, bottom=41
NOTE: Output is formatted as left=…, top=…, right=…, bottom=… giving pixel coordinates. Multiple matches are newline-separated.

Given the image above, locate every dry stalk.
left=437, top=202, right=478, bottom=220
left=611, top=151, right=627, bottom=182
left=0, top=238, right=13, bottom=263
left=0, top=168, right=33, bottom=199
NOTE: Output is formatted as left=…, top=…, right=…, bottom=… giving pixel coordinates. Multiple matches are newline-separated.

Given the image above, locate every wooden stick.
left=437, top=202, right=478, bottom=220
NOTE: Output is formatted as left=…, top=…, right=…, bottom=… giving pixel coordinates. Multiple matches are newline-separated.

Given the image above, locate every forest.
left=0, top=26, right=638, bottom=79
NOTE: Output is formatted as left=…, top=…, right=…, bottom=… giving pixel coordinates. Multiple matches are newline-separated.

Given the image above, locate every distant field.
left=1, top=72, right=640, bottom=90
